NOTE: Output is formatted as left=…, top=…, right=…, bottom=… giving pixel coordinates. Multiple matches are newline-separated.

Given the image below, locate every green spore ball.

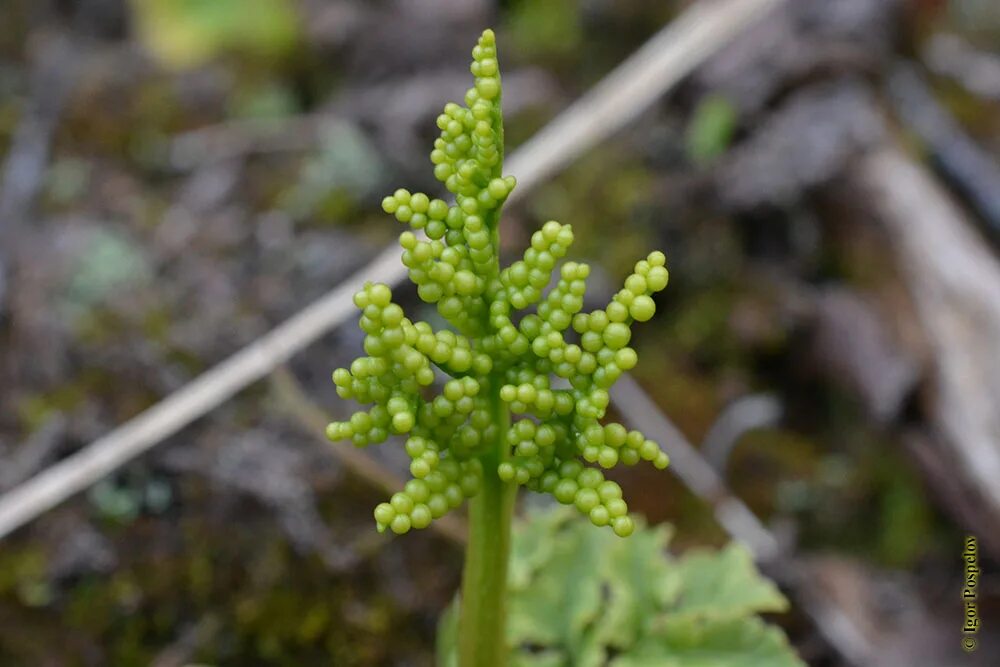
left=327, top=29, right=671, bottom=537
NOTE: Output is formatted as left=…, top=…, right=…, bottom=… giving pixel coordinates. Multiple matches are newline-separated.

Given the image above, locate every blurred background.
left=1, top=0, right=999, bottom=665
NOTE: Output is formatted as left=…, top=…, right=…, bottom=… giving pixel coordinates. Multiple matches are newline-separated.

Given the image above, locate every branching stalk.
left=326, top=29, right=670, bottom=666
left=458, top=377, right=514, bottom=666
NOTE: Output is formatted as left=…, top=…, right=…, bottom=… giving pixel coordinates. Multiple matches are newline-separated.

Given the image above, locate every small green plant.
left=686, top=94, right=738, bottom=165
left=326, top=29, right=672, bottom=667
left=440, top=507, right=805, bottom=667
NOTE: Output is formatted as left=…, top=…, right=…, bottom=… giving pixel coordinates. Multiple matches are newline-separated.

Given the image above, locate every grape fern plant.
left=440, top=508, right=805, bottom=667
left=326, top=29, right=669, bottom=667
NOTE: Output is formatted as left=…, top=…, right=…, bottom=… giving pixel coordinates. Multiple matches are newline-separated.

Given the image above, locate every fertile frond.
left=327, top=29, right=670, bottom=537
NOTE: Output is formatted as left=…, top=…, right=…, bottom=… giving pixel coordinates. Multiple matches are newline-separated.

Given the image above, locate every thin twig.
left=769, top=560, right=877, bottom=666
left=923, top=33, right=1000, bottom=102
left=613, top=375, right=871, bottom=665
left=0, top=417, right=66, bottom=493
left=859, top=145, right=1000, bottom=554
left=610, top=374, right=782, bottom=562
left=0, top=33, right=80, bottom=308
left=701, top=393, right=782, bottom=470
left=504, top=0, right=784, bottom=188
left=149, top=615, right=221, bottom=667
left=888, top=63, right=1000, bottom=235
left=0, top=0, right=784, bottom=540
left=169, top=68, right=557, bottom=170
left=0, top=34, right=79, bottom=229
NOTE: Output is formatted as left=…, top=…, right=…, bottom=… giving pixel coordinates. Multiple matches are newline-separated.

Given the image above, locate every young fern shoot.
left=325, top=29, right=670, bottom=666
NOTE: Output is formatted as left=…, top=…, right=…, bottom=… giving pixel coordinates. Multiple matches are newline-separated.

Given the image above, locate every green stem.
left=458, top=62, right=512, bottom=665
left=458, top=373, right=514, bottom=667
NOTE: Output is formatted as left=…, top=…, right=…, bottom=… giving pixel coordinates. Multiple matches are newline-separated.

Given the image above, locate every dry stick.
left=0, top=34, right=80, bottom=309
left=861, top=145, right=1000, bottom=551
left=0, top=35, right=79, bottom=229
left=613, top=378, right=872, bottom=665
left=611, top=375, right=781, bottom=561
left=149, top=615, right=222, bottom=667
left=776, top=562, right=875, bottom=667
left=168, top=69, right=556, bottom=170
left=504, top=0, right=784, bottom=187
left=0, top=0, right=785, bottom=540
left=0, top=417, right=66, bottom=493
left=617, top=372, right=878, bottom=666
left=701, top=393, right=782, bottom=471
left=888, top=63, right=1000, bottom=233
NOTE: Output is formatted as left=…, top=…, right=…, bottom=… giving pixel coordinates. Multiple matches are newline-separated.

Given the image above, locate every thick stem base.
left=457, top=379, right=514, bottom=667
